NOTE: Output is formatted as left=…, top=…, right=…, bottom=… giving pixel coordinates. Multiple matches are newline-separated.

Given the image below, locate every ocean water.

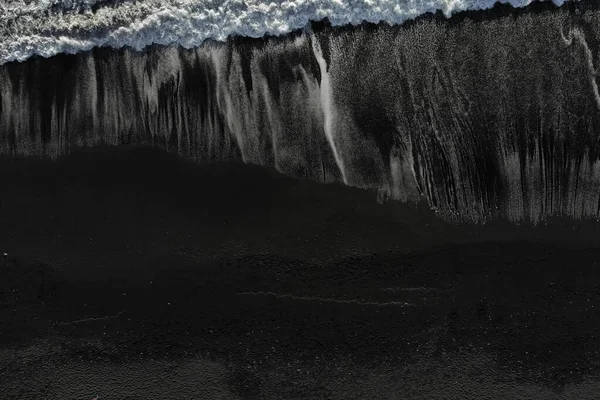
left=0, top=0, right=573, bottom=64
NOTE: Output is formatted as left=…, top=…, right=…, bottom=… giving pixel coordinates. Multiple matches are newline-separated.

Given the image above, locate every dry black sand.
left=2, top=147, right=600, bottom=398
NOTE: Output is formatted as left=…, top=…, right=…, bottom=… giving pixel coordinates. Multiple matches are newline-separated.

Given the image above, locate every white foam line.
left=560, top=26, right=600, bottom=110
left=379, top=286, right=432, bottom=292
left=237, top=291, right=416, bottom=307
left=55, top=309, right=126, bottom=326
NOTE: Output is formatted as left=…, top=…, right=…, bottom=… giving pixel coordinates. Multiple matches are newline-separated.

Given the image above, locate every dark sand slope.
left=3, top=148, right=600, bottom=399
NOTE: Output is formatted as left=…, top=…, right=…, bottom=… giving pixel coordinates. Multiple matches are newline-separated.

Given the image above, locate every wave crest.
left=0, top=0, right=570, bottom=64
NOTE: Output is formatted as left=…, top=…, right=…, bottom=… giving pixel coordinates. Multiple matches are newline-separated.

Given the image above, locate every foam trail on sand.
left=310, top=32, right=347, bottom=184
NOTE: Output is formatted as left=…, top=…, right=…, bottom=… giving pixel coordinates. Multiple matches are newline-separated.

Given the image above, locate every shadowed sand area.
left=2, top=147, right=600, bottom=398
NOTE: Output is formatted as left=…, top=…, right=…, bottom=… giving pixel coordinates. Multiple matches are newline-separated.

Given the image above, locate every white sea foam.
left=0, top=0, right=572, bottom=64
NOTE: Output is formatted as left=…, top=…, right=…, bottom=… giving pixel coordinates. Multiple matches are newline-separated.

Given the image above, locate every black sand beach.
left=4, top=0, right=600, bottom=398
left=3, top=147, right=600, bottom=398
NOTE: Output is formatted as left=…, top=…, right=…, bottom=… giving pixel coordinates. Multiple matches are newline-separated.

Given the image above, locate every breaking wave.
left=0, top=0, right=573, bottom=64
